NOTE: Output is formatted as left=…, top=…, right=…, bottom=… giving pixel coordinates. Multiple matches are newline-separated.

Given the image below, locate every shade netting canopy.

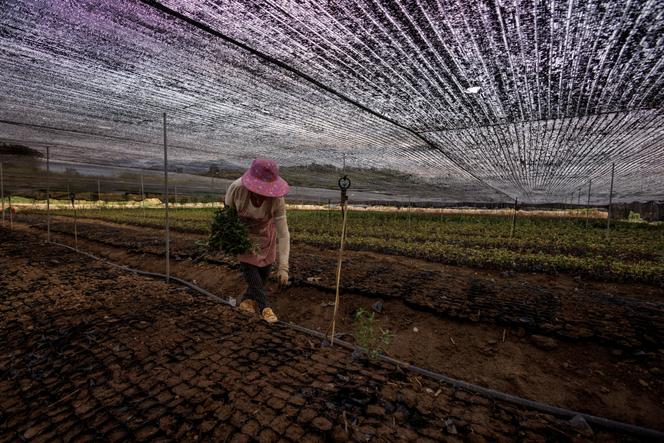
left=1, top=0, right=662, bottom=203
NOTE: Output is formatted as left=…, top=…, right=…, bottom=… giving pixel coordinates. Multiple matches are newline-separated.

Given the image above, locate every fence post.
left=586, top=179, right=592, bottom=228
left=163, top=113, right=170, bottom=282
left=1, top=161, right=4, bottom=227
left=606, top=162, right=615, bottom=239
left=46, top=147, right=51, bottom=242
left=510, top=197, right=518, bottom=238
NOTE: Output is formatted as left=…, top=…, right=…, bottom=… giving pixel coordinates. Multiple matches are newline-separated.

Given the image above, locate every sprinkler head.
left=338, top=175, right=351, bottom=191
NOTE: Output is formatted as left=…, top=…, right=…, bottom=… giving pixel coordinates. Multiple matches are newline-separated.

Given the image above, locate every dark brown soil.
left=8, top=214, right=664, bottom=432
left=1, top=227, right=643, bottom=442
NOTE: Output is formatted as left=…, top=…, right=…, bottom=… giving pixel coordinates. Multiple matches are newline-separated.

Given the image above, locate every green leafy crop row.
left=31, top=207, right=664, bottom=285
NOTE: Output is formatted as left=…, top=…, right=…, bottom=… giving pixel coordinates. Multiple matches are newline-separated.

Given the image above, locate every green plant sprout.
left=354, top=308, right=394, bottom=361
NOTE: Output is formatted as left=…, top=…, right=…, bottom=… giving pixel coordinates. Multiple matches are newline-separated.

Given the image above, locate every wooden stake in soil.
left=163, top=112, right=170, bottom=282
left=329, top=175, right=351, bottom=346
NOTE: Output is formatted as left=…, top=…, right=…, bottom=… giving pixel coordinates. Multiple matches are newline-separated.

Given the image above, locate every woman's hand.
left=277, top=269, right=289, bottom=288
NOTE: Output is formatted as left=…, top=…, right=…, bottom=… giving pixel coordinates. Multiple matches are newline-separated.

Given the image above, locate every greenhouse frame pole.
left=163, top=113, right=170, bottom=282
left=46, top=147, right=51, bottom=242
left=606, top=163, right=615, bottom=238
left=71, top=190, right=78, bottom=251
left=1, top=162, right=4, bottom=227
left=510, top=198, right=518, bottom=239
left=140, top=173, right=145, bottom=219
left=586, top=179, right=592, bottom=228
left=8, top=195, right=12, bottom=231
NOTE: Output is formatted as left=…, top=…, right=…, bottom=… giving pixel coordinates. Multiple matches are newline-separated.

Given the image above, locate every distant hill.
left=197, top=162, right=450, bottom=198
left=0, top=143, right=44, bottom=159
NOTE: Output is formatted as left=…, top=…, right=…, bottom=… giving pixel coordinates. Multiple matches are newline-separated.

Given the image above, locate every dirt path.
left=8, top=216, right=664, bottom=430
left=1, top=227, right=643, bottom=442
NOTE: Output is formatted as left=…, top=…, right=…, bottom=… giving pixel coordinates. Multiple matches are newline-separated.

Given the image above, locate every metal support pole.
left=8, top=195, right=13, bottom=230
left=174, top=185, right=178, bottom=209
left=163, top=113, right=170, bottom=282
left=586, top=179, right=592, bottom=228
left=1, top=162, right=4, bottom=227
left=510, top=197, right=518, bottom=239
left=70, top=191, right=78, bottom=251
left=140, top=173, right=146, bottom=219
left=97, top=176, right=101, bottom=210
left=607, top=162, right=615, bottom=238
left=46, top=147, right=51, bottom=242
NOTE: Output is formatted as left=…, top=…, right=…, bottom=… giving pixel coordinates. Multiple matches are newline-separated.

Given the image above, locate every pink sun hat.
left=241, top=158, right=289, bottom=198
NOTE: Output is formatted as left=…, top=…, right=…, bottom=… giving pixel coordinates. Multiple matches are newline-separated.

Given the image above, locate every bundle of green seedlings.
left=208, top=206, right=256, bottom=255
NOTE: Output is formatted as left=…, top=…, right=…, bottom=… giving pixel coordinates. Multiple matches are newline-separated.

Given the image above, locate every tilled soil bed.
left=0, top=227, right=647, bottom=442
left=16, top=213, right=664, bottom=349
left=7, top=215, right=664, bottom=431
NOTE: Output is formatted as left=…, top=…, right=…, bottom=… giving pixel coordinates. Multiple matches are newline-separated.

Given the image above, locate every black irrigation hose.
left=50, top=240, right=664, bottom=440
